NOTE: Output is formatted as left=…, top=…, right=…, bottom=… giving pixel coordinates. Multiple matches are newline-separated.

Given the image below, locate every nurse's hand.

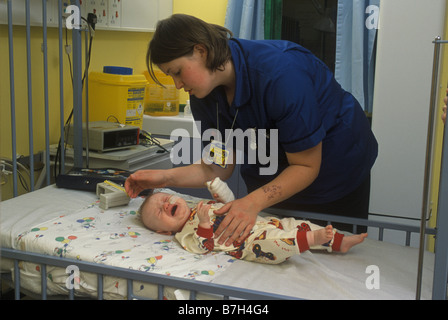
left=125, top=170, right=167, bottom=198
left=213, top=198, right=260, bottom=246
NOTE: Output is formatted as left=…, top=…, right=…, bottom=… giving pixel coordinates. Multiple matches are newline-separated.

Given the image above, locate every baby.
left=139, top=179, right=367, bottom=264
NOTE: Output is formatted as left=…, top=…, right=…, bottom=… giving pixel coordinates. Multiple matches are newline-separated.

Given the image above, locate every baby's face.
left=141, top=192, right=191, bottom=234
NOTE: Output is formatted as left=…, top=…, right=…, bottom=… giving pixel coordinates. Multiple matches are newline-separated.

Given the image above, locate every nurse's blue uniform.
left=191, top=38, right=378, bottom=220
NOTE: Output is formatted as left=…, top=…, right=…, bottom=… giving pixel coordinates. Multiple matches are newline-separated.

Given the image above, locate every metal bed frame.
left=1, top=0, right=448, bottom=300
left=0, top=211, right=440, bottom=300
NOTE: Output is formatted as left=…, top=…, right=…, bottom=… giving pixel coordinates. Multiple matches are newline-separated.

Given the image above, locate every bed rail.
left=264, top=208, right=437, bottom=247
left=426, top=38, right=448, bottom=301
left=0, top=212, right=439, bottom=300
left=0, top=248, right=296, bottom=300
left=3, top=0, right=84, bottom=197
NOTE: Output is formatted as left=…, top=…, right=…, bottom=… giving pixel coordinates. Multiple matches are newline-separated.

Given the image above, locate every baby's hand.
left=197, top=201, right=212, bottom=229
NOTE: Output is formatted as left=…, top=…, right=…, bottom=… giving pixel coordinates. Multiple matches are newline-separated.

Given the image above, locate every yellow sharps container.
left=144, top=70, right=179, bottom=116
left=88, top=66, right=148, bottom=128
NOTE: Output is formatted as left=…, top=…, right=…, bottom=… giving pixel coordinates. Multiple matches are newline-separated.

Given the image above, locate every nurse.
left=125, top=14, right=378, bottom=246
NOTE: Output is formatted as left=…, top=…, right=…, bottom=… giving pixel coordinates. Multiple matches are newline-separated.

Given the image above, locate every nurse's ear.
left=194, top=44, right=208, bottom=59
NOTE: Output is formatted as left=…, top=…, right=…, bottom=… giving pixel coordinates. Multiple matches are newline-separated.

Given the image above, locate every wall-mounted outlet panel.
left=1, top=0, right=172, bottom=32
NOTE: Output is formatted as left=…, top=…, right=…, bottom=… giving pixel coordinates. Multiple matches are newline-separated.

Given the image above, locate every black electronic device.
left=56, top=167, right=130, bottom=192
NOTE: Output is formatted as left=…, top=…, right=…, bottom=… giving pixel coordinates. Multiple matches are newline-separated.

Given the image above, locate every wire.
left=106, top=115, right=121, bottom=123
left=139, top=130, right=169, bottom=153
left=1, top=158, right=31, bottom=192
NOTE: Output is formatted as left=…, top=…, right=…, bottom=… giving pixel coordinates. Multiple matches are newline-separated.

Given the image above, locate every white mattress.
left=1, top=185, right=235, bottom=299
left=0, top=185, right=435, bottom=300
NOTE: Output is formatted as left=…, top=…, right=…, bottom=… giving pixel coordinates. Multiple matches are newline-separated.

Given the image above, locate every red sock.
left=296, top=231, right=310, bottom=253
left=332, top=232, right=344, bottom=252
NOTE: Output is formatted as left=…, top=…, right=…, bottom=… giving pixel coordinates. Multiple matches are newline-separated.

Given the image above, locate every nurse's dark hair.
left=146, top=14, right=233, bottom=86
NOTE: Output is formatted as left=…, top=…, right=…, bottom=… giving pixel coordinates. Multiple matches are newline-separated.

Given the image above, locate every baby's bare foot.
left=339, top=233, right=368, bottom=253
left=307, top=225, right=334, bottom=247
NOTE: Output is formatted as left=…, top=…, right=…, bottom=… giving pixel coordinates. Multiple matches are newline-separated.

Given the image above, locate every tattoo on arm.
left=262, top=185, right=282, bottom=200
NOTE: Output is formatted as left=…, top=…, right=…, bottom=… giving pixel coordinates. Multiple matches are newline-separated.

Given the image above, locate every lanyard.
left=216, top=102, right=239, bottom=146
left=208, top=103, right=239, bottom=168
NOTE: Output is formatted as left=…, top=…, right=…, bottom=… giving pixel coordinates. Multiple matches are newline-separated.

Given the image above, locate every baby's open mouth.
left=171, top=205, right=178, bottom=216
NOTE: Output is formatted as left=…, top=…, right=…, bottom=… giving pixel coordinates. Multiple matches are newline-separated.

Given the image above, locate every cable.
left=139, top=129, right=169, bottom=153
left=106, top=115, right=121, bottom=123
left=1, top=158, right=31, bottom=192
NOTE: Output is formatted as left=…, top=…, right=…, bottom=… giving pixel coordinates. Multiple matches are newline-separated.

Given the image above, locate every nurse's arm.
left=214, top=142, right=322, bottom=246
left=125, top=156, right=234, bottom=197
left=164, top=157, right=235, bottom=189
left=258, top=141, right=322, bottom=206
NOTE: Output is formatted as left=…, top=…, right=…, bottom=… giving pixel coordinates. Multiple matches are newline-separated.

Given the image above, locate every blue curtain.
left=225, top=0, right=265, bottom=40
left=335, top=0, right=380, bottom=113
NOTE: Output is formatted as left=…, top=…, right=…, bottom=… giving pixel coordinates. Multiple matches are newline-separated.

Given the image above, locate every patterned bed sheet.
left=8, top=191, right=236, bottom=299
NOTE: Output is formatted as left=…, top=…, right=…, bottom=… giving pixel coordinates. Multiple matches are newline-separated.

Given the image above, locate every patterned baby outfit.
left=175, top=202, right=344, bottom=265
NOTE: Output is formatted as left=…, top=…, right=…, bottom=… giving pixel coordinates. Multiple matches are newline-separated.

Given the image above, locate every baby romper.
left=175, top=203, right=344, bottom=265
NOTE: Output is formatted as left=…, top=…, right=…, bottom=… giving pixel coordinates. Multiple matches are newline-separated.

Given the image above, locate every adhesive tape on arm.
left=206, top=177, right=235, bottom=203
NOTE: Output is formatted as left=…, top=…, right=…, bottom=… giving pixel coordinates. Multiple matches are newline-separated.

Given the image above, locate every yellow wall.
left=0, top=26, right=152, bottom=159
left=428, top=2, right=448, bottom=251
left=173, top=0, right=228, bottom=103
left=173, top=0, right=228, bottom=24
left=0, top=0, right=228, bottom=155
left=0, top=1, right=228, bottom=199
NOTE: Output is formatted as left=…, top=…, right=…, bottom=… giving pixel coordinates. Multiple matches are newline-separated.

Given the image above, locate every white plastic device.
left=96, top=180, right=130, bottom=210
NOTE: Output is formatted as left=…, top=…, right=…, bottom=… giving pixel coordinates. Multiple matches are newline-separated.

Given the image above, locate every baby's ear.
left=156, top=230, right=174, bottom=236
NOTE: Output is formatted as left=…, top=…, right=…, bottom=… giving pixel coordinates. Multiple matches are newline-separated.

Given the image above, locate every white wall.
left=370, top=0, right=446, bottom=221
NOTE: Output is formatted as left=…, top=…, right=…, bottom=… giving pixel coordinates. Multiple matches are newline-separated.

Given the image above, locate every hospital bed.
left=1, top=0, right=448, bottom=300
left=0, top=184, right=442, bottom=300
